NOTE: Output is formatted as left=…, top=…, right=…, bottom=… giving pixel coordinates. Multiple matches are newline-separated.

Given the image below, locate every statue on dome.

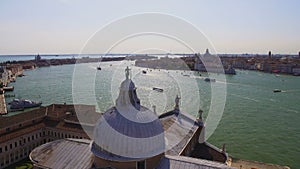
left=174, top=95, right=180, bottom=110
left=125, top=66, right=131, bottom=79
left=198, top=109, right=203, bottom=122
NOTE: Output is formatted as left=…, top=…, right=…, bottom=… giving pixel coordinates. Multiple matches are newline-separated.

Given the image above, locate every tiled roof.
left=30, top=139, right=93, bottom=169
left=159, top=110, right=199, bottom=155
left=0, top=107, right=46, bottom=129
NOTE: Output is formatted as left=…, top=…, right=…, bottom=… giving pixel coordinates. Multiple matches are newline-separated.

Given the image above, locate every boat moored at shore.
left=9, top=99, right=42, bottom=110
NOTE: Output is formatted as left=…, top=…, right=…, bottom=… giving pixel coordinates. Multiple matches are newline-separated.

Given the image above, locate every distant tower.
left=268, top=51, right=272, bottom=59
left=35, top=53, right=41, bottom=62
left=205, top=49, right=209, bottom=55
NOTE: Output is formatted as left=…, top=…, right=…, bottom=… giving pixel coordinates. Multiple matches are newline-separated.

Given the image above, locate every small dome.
left=92, top=67, right=165, bottom=159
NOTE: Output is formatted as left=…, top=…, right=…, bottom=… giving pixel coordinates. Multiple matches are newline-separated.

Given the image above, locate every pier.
left=0, top=92, right=7, bottom=115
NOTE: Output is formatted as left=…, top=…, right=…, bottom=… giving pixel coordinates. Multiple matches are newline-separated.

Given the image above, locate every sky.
left=0, top=0, right=299, bottom=55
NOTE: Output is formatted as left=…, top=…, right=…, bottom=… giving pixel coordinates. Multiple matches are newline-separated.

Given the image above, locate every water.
left=2, top=61, right=300, bottom=168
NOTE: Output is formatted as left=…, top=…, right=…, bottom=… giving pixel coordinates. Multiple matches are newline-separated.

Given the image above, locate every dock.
left=0, top=92, right=7, bottom=115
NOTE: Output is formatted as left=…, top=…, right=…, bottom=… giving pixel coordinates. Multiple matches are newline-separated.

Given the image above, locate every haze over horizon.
left=0, top=0, right=299, bottom=55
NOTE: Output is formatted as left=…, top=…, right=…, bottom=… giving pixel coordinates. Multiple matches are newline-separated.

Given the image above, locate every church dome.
left=92, top=67, right=165, bottom=159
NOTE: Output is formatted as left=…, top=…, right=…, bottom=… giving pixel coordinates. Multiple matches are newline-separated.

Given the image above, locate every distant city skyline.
left=0, top=0, right=299, bottom=55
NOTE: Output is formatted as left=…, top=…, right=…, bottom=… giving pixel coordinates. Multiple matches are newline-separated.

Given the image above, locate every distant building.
left=35, top=54, right=41, bottom=62
left=194, top=49, right=235, bottom=74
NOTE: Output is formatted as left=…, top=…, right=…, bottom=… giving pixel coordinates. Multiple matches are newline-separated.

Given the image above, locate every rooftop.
left=30, top=139, right=94, bottom=169
left=30, top=139, right=235, bottom=169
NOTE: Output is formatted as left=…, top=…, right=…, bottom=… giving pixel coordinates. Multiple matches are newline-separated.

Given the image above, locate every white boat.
left=9, top=99, right=42, bottom=110
left=3, top=86, right=14, bottom=91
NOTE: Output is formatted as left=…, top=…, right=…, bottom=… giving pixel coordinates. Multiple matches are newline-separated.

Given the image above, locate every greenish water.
left=3, top=61, right=300, bottom=168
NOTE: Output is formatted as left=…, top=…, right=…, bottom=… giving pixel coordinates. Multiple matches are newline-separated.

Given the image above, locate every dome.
left=92, top=67, right=165, bottom=159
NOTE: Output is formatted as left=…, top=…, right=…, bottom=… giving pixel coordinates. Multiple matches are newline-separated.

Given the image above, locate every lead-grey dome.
left=92, top=67, right=165, bottom=159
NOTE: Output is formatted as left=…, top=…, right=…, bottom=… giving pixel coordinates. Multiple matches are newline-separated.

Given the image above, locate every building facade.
left=0, top=104, right=99, bottom=168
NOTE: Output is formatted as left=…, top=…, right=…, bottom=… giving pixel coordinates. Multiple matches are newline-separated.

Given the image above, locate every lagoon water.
left=3, top=60, right=300, bottom=168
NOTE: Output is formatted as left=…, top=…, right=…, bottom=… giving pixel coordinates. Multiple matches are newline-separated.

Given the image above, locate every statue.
left=152, top=105, right=157, bottom=115
left=198, top=109, right=203, bottom=121
left=125, top=66, right=131, bottom=79
left=175, top=95, right=180, bottom=110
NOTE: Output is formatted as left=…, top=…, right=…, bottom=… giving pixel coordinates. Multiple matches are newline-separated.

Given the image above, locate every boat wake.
left=230, top=93, right=260, bottom=102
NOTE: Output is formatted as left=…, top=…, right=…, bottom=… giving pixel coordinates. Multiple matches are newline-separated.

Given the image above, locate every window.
left=10, top=144, right=12, bottom=149
left=32, top=135, right=34, bottom=140
left=0, top=147, right=2, bottom=153
left=6, top=128, right=10, bottom=132
left=19, top=140, right=21, bottom=146
left=137, top=160, right=146, bottom=169
left=5, top=146, right=7, bottom=151
left=19, top=124, right=22, bottom=128
left=32, top=120, right=35, bottom=124
left=15, top=142, right=17, bottom=147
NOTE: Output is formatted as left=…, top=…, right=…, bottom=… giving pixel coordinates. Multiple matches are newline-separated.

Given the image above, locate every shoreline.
left=0, top=56, right=125, bottom=115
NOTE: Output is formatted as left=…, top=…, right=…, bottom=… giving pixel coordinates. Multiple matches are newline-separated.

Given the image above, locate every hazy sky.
left=0, top=0, right=299, bottom=55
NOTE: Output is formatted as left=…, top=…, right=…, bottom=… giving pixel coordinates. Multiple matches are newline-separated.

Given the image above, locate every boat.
left=9, top=99, right=42, bottom=110
left=293, top=72, right=300, bottom=76
left=225, top=65, right=236, bottom=75
left=153, top=87, right=163, bottom=92
left=3, top=86, right=14, bottom=91
left=273, top=89, right=282, bottom=93
left=4, top=94, right=15, bottom=97
left=97, top=66, right=101, bottom=70
left=18, top=74, right=25, bottom=77
left=142, top=70, right=147, bottom=74
left=204, top=78, right=216, bottom=82
left=272, top=69, right=280, bottom=73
